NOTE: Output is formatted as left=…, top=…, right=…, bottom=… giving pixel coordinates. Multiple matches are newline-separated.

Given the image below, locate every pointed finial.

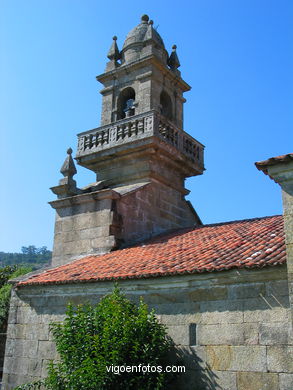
left=141, top=14, right=149, bottom=23
left=60, top=147, right=77, bottom=179
left=168, top=44, right=180, bottom=71
left=50, top=147, right=79, bottom=198
left=107, top=36, right=120, bottom=61
left=144, top=18, right=159, bottom=43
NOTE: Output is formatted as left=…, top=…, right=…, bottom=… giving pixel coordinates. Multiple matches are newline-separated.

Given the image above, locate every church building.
left=2, top=15, right=293, bottom=390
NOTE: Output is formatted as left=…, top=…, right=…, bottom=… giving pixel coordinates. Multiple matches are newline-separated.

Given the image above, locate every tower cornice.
left=96, top=55, right=191, bottom=93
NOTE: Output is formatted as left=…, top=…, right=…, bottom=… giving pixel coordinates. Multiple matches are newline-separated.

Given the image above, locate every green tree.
left=21, top=245, right=37, bottom=256
left=15, top=287, right=174, bottom=390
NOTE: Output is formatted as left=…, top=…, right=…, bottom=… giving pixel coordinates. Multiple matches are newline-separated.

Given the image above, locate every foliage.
left=0, top=245, right=51, bottom=268
left=0, top=265, right=32, bottom=331
left=0, top=284, right=12, bottom=331
left=14, top=381, right=45, bottom=390
left=0, top=265, right=18, bottom=287
left=14, top=287, right=174, bottom=390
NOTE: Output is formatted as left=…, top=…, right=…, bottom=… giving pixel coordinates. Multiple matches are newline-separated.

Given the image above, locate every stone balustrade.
left=76, top=111, right=204, bottom=165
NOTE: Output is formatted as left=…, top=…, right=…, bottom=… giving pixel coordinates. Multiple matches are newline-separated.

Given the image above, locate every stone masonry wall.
left=0, top=332, right=6, bottom=382
left=3, top=266, right=292, bottom=390
left=117, top=180, right=198, bottom=245
left=51, top=194, right=118, bottom=267
left=50, top=181, right=198, bottom=267
left=281, top=184, right=293, bottom=323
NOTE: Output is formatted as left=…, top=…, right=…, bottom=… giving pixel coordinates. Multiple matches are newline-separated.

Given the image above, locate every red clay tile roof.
left=17, top=215, right=286, bottom=287
left=255, top=153, right=293, bottom=175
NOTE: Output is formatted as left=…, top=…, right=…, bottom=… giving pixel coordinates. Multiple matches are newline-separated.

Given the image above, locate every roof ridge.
left=199, top=214, right=282, bottom=229
left=140, top=214, right=283, bottom=244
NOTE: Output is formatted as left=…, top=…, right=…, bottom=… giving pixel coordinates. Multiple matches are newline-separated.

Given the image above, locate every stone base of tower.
left=116, top=179, right=201, bottom=245
left=50, top=179, right=201, bottom=267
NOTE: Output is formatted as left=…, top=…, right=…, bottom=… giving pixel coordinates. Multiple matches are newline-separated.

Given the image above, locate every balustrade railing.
left=76, top=111, right=204, bottom=166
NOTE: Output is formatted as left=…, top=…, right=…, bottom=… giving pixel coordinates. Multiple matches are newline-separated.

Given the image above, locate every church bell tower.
left=50, top=15, right=205, bottom=266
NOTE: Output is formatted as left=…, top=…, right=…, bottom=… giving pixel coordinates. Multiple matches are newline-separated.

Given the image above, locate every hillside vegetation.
left=0, top=245, right=51, bottom=269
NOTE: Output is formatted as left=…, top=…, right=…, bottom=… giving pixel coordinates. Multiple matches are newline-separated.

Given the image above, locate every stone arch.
left=117, top=87, right=136, bottom=120
left=160, top=90, right=173, bottom=121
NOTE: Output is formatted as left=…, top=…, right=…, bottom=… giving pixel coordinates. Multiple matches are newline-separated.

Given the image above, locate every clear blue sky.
left=0, top=0, right=292, bottom=252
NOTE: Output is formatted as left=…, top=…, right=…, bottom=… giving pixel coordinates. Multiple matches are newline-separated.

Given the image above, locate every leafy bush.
left=0, top=265, right=32, bottom=331
left=0, top=284, right=13, bottom=331
left=14, top=287, right=174, bottom=390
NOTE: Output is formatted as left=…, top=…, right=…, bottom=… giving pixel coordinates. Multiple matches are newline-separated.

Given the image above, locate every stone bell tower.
left=50, top=15, right=205, bottom=267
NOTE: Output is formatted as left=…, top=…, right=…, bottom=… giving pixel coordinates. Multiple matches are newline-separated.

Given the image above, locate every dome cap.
left=122, top=14, right=165, bottom=50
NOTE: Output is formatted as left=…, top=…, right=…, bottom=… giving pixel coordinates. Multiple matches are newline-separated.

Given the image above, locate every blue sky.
left=1, top=0, right=292, bottom=252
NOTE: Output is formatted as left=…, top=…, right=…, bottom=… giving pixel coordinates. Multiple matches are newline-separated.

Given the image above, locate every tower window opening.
left=160, top=90, right=173, bottom=121
left=117, top=87, right=136, bottom=119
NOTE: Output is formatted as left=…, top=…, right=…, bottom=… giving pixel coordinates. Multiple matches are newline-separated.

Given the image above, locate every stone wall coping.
left=49, top=188, right=120, bottom=209
left=14, top=264, right=287, bottom=297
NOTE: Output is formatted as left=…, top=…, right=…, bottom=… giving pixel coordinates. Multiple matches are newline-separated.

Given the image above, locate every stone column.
left=256, top=155, right=293, bottom=324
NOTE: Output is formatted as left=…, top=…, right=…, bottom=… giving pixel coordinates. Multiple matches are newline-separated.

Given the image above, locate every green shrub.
left=0, top=265, right=32, bottom=331
left=14, top=287, right=174, bottom=390
left=0, top=265, right=18, bottom=287
left=0, top=284, right=13, bottom=331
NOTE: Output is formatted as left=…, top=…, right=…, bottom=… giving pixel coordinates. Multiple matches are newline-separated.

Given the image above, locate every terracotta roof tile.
left=18, top=215, right=286, bottom=287
left=255, top=153, right=293, bottom=174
